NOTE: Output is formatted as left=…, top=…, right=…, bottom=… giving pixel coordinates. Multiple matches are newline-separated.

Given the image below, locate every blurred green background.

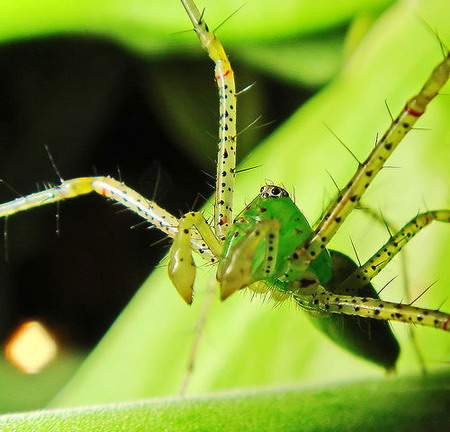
left=0, top=0, right=448, bottom=425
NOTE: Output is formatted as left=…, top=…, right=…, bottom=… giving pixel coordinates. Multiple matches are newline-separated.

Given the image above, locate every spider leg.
left=181, top=0, right=237, bottom=237
left=292, top=279, right=450, bottom=332
left=338, top=210, right=450, bottom=292
left=0, top=176, right=216, bottom=261
left=284, top=53, right=450, bottom=281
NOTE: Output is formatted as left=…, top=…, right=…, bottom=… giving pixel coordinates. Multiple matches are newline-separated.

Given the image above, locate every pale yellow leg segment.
left=286, top=53, right=450, bottom=280
left=168, top=211, right=223, bottom=304
left=294, top=286, right=450, bottom=331
left=340, top=210, right=450, bottom=292
left=217, top=219, right=280, bottom=300
left=0, top=176, right=219, bottom=262
left=181, top=0, right=237, bottom=237
left=0, top=176, right=178, bottom=235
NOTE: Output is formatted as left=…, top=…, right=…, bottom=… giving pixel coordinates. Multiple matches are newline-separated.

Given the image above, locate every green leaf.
left=1, top=372, right=449, bottom=431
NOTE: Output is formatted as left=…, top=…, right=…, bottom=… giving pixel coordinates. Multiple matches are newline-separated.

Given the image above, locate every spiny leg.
left=181, top=0, right=237, bottom=238
left=289, top=210, right=450, bottom=333
left=169, top=0, right=240, bottom=301
left=0, top=176, right=215, bottom=261
left=286, top=53, right=450, bottom=278
left=339, top=210, right=450, bottom=292
left=169, top=0, right=239, bottom=311
left=0, top=177, right=174, bottom=233
left=356, top=204, right=427, bottom=374
left=174, top=0, right=238, bottom=394
left=293, top=285, right=450, bottom=331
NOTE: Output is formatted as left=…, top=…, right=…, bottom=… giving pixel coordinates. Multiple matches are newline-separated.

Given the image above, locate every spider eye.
left=259, top=185, right=289, bottom=198
left=271, top=186, right=281, bottom=196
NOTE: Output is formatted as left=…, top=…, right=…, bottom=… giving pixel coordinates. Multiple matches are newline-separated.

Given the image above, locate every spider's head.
left=259, top=185, right=289, bottom=199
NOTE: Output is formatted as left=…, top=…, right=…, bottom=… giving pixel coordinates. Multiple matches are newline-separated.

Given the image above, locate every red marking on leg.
left=405, top=105, right=422, bottom=117
left=215, top=69, right=231, bottom=81
left=219, top=218, right=227, bottom=226
left=444, top=318, right=449, bottom=331
left=101, top=188, right=107, bottom=196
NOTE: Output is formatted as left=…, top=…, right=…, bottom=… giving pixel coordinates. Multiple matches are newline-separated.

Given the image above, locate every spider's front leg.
left=181, top=0, right=237, bottom=238
left=169, top=0, right=239, bottom=304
